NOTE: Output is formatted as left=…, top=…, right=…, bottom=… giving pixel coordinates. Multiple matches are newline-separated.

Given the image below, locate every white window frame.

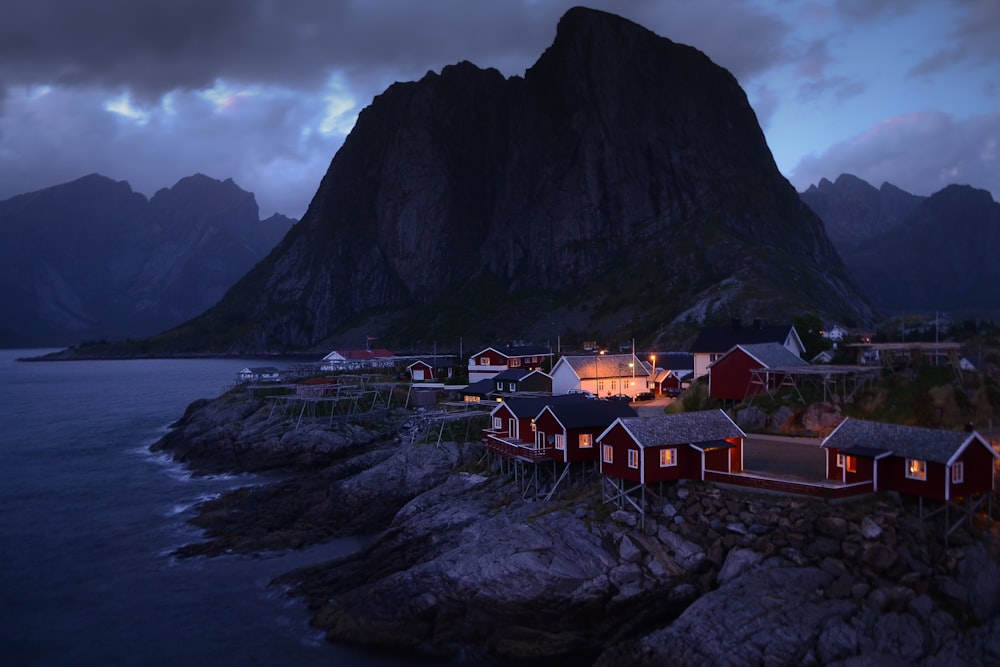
left=479, top=356, right=491, bottom=365
left=535, top=430, right=545, bottom=450
left=492, top=416, right=502, bottom=430
left=905, top=458, right=927, bottom=481
left=509, top=358, right=521, bottom=367
left=602, top=445, right=613, bottom=464
left=836, top=453, right=844, bottom=468
left=508, top=418, right=517, bottom=439
left=952, top=461, right=964, bottom=484
left=660, top=448, right=677, bottom=467
left=555, top=434, right=566, bottom=451
left=579, top=433, right=593, bottom=449
left=627, top=449, right=639, bottom=469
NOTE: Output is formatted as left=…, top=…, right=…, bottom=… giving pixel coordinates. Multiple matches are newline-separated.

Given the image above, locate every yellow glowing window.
left=627, top=449, right=639, bottom=469
left=579, top=433, right=593, bottom=449
left=602, top=445, right=613, bottom=464
left=555, top=434, right=565, bottom=451
left=845, top=456, right=857, bottom=473
left=660, top=448, right=677, bottom=467
left=906, top=458, right=927, bottom=481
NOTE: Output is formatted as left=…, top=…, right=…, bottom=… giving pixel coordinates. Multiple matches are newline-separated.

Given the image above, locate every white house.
left=689, top=321, right=805, bottom=379
left=550, top=353, right=650, bottom=397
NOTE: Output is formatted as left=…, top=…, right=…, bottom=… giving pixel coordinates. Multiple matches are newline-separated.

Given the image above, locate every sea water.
left=0, top=349, right=426, bottom=666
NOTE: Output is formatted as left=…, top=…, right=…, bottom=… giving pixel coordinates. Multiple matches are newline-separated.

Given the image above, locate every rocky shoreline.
left=153, top=389, right=1000, bottom=665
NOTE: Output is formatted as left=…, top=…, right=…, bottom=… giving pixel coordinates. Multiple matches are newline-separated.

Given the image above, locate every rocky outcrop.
left=153, top=389, right=1000, bottom=663
left=149, top=7, right=871, bottom=356
left=0, top=173, right=293, bottom=347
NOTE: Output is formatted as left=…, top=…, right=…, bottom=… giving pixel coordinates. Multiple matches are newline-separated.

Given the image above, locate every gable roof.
left=690, top=324, right=800, bottom=353
left=724, top=342, right=807, bottom=369
left=463, top=378, right=499, bottom=397
left=471, top=344, right=553, bottom=359
left=554, top=353, right=652, bottom=379
left=493, top=367, right=536, bottom=381
left=493, top=393, right=594, bottom=419
left=822, top=418, right=997, bottom=465
left=540, top=400, right=637, bottom=430
left=604, top=410, right=745, bottom=448
left=406, top=356, right=457, bottom=370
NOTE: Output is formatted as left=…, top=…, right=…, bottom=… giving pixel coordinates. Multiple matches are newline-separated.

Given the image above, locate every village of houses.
left=235, top=320, right=999, bottom=537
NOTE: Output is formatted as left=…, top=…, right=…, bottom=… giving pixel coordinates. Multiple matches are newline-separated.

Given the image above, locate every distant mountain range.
left=108, top=7, right=871, bottom=357
left=800, top=174, right=1000, bottom=317
left=0, top=173, right=294, bottom=347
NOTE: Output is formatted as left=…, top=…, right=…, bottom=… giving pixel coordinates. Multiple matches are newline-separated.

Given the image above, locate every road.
left=743, top=435, right=827, bottom=482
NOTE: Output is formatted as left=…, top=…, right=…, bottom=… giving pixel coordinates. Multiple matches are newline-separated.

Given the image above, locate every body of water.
left=0, top=349, right=418, bottom=666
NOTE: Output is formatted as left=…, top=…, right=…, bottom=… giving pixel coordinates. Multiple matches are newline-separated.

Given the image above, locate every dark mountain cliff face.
left=801, top=175, right=1000, bottom=316
left=155, top=7, right=871, bottom=355
left=0, top=174, right=293, bottom=346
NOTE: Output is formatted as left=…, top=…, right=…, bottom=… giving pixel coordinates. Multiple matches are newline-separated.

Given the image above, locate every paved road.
left=743, top=435, right=827, bottom=482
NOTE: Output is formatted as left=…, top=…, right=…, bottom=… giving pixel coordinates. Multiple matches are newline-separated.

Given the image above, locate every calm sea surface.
left=0, top=349, right=427, bottom=667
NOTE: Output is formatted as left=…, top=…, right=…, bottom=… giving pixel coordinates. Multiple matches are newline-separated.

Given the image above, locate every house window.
left=611, top=380, right=617, bottom=391
left=905, top=458, right=927, bottom=481
left=555, top=435, right=565, bottom=451
left=509, top=382, right=516, bottom=391
left=535, top=431, right=545, bottom=450
left=509, top=418, right=517, bottom=439
left=579, top=433, right=593, bottom=449
left=952, top=462, right=964, bottom=484
left=710, top=353, right=722, bottom=362
left=496, top=381, right=503, bottom=391
left=598, top=380, right=604, bottom=392
left=492, top=417, right=502, bottom=430
left=845, top=456, right=857, bottom=473
left=660, top=448, right=677, bottom=467
left=479, top=356, right=490, bottom=365
left=836, top=454, right=844, bottom=468
left=509, top=358, right=521, bottom=367
left=602, top=445, right=613, bottom=464
left=627, top=449, right=639, bottom=469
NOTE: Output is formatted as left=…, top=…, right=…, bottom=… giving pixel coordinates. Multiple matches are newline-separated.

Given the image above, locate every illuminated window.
left=845, top=456, right=857, bottom=473
left=628, top=449, right=639, bottom=469
left=602, top=445, right=613, bottom=464
left=492, top=417, right=501, bottom=430
left=952, top=462, right=964, bottom=484
left=905, top=458, right=927, bottom=481
left=660, top=448, right=677, bottom=467
left=479, top=357, right=490, bottom=365
left=579, top=433, right=593, bottom=449
left=555, top=434, right=565, bottom=451
left=510, top=358, right=521, bottom=367
left=598, top=380, right=605, bottom=392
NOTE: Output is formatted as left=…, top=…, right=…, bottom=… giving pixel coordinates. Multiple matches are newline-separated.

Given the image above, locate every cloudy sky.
left=1, top=0, right=997, bottom=218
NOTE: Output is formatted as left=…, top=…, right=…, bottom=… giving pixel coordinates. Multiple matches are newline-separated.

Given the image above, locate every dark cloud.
left=910, top=0, right=1000, bottom=78
left=790, top=110, right=1000, bottom=198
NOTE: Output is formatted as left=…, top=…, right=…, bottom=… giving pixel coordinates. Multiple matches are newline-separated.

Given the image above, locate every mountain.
left=0, top=173, right=294, bottom=347
left=799, top=174, right=923, bottom=255
left=800, top=174, right=1000, bottom=316
left=135, top=7, right=872, bottom=356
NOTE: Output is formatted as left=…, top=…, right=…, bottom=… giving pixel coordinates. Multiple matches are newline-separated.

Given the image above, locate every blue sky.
left=1, top=0, right=997, bottom=218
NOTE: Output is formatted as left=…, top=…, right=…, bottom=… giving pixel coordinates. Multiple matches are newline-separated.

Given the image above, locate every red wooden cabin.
left=484, top=394, right=593, bottom=461
left=534, top=400, right=637, bottom=464
left=596, top=410, right=745, bottom=485
left=708, top=342, right=806, bottom=401
left=822, top=419, right=998, bottom=501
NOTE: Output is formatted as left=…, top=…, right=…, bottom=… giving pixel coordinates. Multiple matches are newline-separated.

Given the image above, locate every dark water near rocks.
left=0, top=350, right=425, bottom=666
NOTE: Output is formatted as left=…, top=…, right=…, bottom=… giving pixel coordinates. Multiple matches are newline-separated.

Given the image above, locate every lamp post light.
left=650, top=354, right=657, bottom=395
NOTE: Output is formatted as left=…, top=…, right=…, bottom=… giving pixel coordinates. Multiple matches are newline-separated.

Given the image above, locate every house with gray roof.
left=534, top=400, right=637, bottom=464
left=690, top=320, right=804, bottom=378
left=596, top=410, right=746, bottom=485
left=550, top=353, right=651, bottom=398
left=708, top=342, right=807, bottom=401
left=821, top=418, right=997, bottom=501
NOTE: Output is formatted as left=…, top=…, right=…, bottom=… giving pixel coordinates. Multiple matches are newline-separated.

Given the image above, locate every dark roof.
left=822, top=419, right=985, bottom=464
left=493, top=368, right=535, bottom=381
left=649, top=352, right=694, bottom=370
left=543, top=401, right=636, bottom=429
left=463, top=378, right=498, bottom=396
left=407, top=356, right=457, bottom=369
left=690, top=324, right=796, bottom=353
left=474, top=344, right=553, bottom=359
left=499, top=393, right=593, bottom=418
left=614, top=410, right=745, bottom=448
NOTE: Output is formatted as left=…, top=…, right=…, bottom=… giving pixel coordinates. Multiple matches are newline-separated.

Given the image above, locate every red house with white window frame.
left=484, top=394, right=593, bottom=461
left=468, top=344, right=553, bottom=383
left=821, top=418, right=998, bottom=501
left=534, top=401, right=637, bottom=463
left=596, top=410, right=745, bottom=485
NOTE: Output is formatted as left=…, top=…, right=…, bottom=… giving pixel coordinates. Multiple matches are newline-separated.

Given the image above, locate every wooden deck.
left=483, top=432, right=551, bottom=461
left=705, top=470, right=874, bottom=499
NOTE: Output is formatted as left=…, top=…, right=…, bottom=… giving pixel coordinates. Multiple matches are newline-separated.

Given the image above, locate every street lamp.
left=650, top=354, right=657, bottom=395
